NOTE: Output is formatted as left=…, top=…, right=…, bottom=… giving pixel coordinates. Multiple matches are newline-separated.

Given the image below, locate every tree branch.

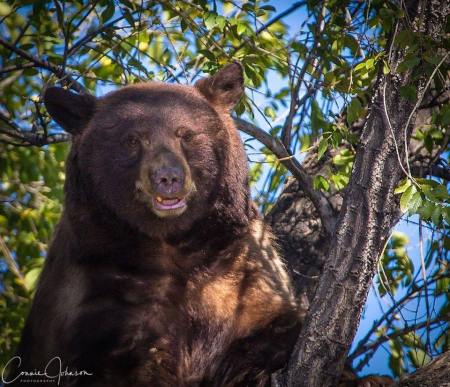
left=0, top=36, right=86, bottom=93
left=0, top=111, right=71, bottom=146
left=67, top=14, right=131, bottom=56
left=412, top=163, right=450, bottom=181
left=0, top=63, right=36, bottom=74
left=396, top=350, right=450, bottom=386
left=235, top=117, right=336, bottom=235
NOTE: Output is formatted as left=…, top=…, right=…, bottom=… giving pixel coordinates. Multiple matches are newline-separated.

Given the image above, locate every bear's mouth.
left=153, top=196, right=187, bottom=211
left=135, top=180, right=193, bottom=218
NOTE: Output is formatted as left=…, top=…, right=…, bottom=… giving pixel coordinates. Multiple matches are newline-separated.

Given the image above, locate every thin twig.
left=0, top=111, right=70, bottom=145
left=350, top=315, right=447, bottom=361
left=349, top=273, right=447, bottom=363
left=0, top=234, right=26, bottom=289
left=0, top=63, right=36, bottom=74
left=419, top=219, right=432, bottom=353
left=0, top=36, right=86, bottom=93
left=281, top=1, right=327, bottom=149
left=403, top=53, right=449, bottom=179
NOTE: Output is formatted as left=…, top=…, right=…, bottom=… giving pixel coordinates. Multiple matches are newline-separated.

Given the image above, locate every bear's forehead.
left=97, top=83, right=215, bottom=120
left=87, top=83, right=224, bottom=134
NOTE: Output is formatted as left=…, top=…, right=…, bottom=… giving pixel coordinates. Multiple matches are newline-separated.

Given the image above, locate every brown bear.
left=6, top=63, right=300, bottom=386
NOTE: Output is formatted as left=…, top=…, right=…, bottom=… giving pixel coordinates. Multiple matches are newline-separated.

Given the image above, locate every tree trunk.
left=396, top=350, right=450, bottom=386
left=267, top=1, right=450, bottom=386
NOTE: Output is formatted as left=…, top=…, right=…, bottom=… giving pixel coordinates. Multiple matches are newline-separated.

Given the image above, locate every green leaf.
left=402, top=332, right=423, bottom=348
left=123, top=8, right=135, bottom=25
left=365, top=58, right=375, bottom=70
left=440, top=105, right=450, bottom=125
left=383, top=60, right=390, bottom=74
left=180, top=18, right=188, bottom=32
left=333, top=150, right=354, bottom=166
left=347, top=97, right=362, bottom=125
left=398, top=56, right=420, bottom=72
left=198, top=49, right=216, bottom=62
left=434, top=331, right=449, bottom=351
left=436, top=277, right=450, bottom=295
left=400, top=85, right=417, bottom=102
left=391, top=231, right=409, bottom=246
left=354, top=61, right=367, bottom=72
left=311, top=100, right=328, bottom=133
left=264, top=106, right=276, bottom=120
left=344, top=34, right=359, bottom=54
left=408, top=348, right=432, bottom=369
left=424, top=55, right=442, bottom=65
left=395, top=178, right=411, bottom=194
left=0, top=3, right=11, bottom=16
left=260, top=5, right=276, bottom=12
left=408, top=191, right=422, bottom=214
left=215, top=15, right=226, bottom=30
left=237, top=21, right=247, bottom=35
left=313, top=175, right=330, bottom=191
left=101, top=4, right=115, bottom=23
left=418, top=201, right=434, bottom=220
left=400, top=185, right=416, bottom=213
left=389, top=339, right=406, bottom=376
left=330, top=173, right=350, bottom=190
left=317, top=138, right=328, bottom=160
left=395, top=30, right=415, bottom=48
left=19, top=43, right=34, bottom=50
left=23, top=68, right=39, bottom=76
left=24, top=267, right=42, bottom=292
left=431, top=206, right=442, bottom=225
left=204, top=12, right=217, bottom=30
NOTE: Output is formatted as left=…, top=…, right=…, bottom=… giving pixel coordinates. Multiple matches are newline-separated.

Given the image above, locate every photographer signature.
left=1, top=356, right=93, bottom=385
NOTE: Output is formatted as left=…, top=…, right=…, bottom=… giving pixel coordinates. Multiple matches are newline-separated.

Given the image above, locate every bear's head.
left=44, top=63, right=254, bottom=240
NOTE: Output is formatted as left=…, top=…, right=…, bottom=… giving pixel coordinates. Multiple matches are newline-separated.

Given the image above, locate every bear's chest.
left=77, top=274, right=236, bottom=385
left=76, top=243, right=283, bottom=385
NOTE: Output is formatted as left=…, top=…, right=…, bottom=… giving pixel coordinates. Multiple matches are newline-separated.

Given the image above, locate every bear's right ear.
left=195, top=62, right=244, bottom=112
left=43, top=87, right=97, bottom=135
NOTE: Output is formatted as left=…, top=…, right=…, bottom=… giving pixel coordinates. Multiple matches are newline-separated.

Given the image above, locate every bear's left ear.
left=195, top=62, right=244, bottom=112
left=43, top=87, right=97, bottom=135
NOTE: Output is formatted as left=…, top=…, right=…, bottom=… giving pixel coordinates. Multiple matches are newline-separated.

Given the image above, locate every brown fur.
left=8, top=63, right=300, bottom=387
left=340, top=369, right=394, bottom=387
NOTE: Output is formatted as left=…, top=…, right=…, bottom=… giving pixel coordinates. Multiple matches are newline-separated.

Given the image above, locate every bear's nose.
left=152, top=166, right=184, bottom=196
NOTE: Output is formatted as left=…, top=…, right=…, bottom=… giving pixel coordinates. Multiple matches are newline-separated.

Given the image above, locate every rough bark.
left=396, top=350, right=450, bottom=386
left=270, top=1, right=450, bottom=386
left=265, top=147, right=343, bottom=302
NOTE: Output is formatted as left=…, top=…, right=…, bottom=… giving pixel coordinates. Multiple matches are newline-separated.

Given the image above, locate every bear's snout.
left=151, top=166, right=184, bottom=196
left=138, top=148, right=194, bottom=218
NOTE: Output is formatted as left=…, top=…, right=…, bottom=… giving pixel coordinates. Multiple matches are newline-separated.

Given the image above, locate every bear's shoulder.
left=190, top=219, right=296, bottom=338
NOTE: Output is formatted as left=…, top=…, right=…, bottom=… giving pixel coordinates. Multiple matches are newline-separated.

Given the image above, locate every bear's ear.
left=195, top=62, right=244, bottom=112
left=43, top=87, right=97, bottom=135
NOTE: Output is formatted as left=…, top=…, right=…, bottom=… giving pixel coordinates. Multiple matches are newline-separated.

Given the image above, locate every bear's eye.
left=124, top=135, right=140, bottom=149
left=176, top=128, right=195, bottom=143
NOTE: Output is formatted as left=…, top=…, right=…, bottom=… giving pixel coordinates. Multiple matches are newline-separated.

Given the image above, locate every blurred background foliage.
left=0, top=143, right=67, bottom=365
left=0, top=0, right=448, bottom=379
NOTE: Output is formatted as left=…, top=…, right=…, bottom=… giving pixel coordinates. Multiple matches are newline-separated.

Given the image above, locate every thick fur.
left=8, top=64, right=300, bottom=386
